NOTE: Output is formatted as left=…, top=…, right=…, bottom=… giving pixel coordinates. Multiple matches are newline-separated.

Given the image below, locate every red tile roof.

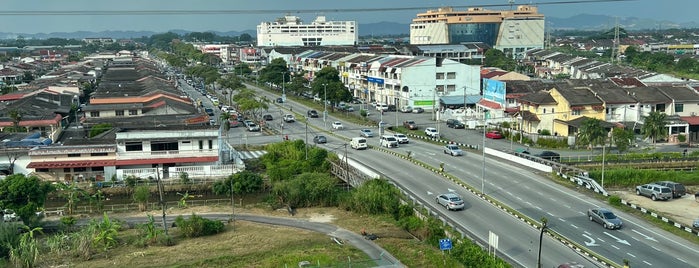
left=477, top=99, right=502, bottom=109
left=27, top=160, right=116, bottom=168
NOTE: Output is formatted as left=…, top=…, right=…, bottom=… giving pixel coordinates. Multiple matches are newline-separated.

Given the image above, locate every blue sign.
left=439, top=238, right=452, bottom=250
left=482, top=78, right=506, bottom=106
left=367, top=77, right=385, bottom=85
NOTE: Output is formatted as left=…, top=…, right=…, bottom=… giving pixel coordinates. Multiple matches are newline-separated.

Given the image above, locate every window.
left=125, top=142, right=143, bottom=151
left=199, top=140, right=204, bottom=150
left=208, top=140, right=213, bottom=149
left=551, top=108, right=554, bottom=114
left=543, top=108, right=546, bottom=114
left=151, top=141, right=179, bottom=151
left=67, top=153, right=81, bottom=157
left=129, top=110, right=138, bottom=115
left=115, top=110, right=124, bottom=116
left=436, top=73, right=445, bottom=80
left=91, top=152, right=108, bottom=156
left=446, top=72, right=456, bottom=79
left=675, top=103, right=684, bottom=113
left=90, top=111, right=100, bottom=117
left=572, top=110, right=581, bottom=116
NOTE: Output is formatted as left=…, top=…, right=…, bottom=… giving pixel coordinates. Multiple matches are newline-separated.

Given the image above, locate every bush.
left=608, top=195, right=622, bottom=207
left=536, top=137, right=567, bottom=148
left=174, top=214, right=225, bottom=238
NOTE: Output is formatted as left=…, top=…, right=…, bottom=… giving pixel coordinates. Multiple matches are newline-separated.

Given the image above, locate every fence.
left=44, top=198, right=232, bottom=216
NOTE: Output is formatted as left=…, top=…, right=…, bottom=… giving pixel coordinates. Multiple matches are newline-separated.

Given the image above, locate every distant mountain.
left=548, top=14, right=699, bottom=31
left=0, top=29, right=256, bottom=40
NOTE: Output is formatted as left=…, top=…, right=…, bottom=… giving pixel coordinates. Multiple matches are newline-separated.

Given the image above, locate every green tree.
left=259, top=58, right=289, bottom=86
left=9, top=226, right=42, bottom=268
left=611, top=127, right=635, bottom=153
left=311, top=67, right=352, bottom=111
left=132, top=186, right=151, bottom=212
left=575, top=117, right=606, bottom=149
left=483, top=48, right=517, bottom=71
left=232, top=88, right=269, bottom=121
left=0, top=174, right=55, bottom=226
left=8, top=109, right=22, bottom=132
left=213, top=170, right=264, bottom=196
left=349, top=179, right=400, bottom=214
left=271, top=172, right=340, bottom=208
left=641, top=111, right=667, bottom=143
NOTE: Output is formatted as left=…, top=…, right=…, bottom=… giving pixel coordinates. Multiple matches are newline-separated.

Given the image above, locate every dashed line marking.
left=534, top=206, right=542, bottom=210
left=516, top=196, right=523, bottom=201
left=571, top=224, right=579, bottom=229
left=564, top=205, right=572, bottom=209
left=597, top=238, right=605, bottom=243
left=678, top=258, right=687, bottom=263
left=506, top=191, right=513, bottom=196
left=546, top=212, right=554, bottom=217
left=643, top=261, right=652, bottom=266
left=610, top=245, right=619, bottom=250
left=651, top=246, right=660, bottom=251
left=631, top=237, right=640, bottom=242
left=627, top=253, right=636, bottom=258
left=549, top=197, right=556, bottom=202
left=584, top=231, right=591, bottom=235
left=557, top=218, right=566, bottom=222
left=577, top=211, right=585, bottom=215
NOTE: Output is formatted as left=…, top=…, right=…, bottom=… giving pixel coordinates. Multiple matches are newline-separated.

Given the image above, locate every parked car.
left=246, top=123, right=260, bottom=132
left=332, top=121, right=344, bottom=130
left=360, top=129, right=374, bottom=138
left=654, top=181, right=686, bottom=198
left=276, top=97, right=284, bottom=103
left=425, top=127, right=439, bottom=138
left=636, top=183, right=672, bottom=201
left=376, top=103, right=389, bottom=111
left=307, top=109, right=319, bottom=118
left=694, top=217, right=699, bottom=229
left=436, top=193, right=465, bottom=211
left=262, top=114, right=273, bottom=121
left=403, top=120, right=418, bottom=130
left=444, top=144, right=463, bottom=156
left=485, top=130, right=504, bottom=139
left=412, top=107, right=425, bottom=113
left=587, top=208, right=623, bottom=229
left=446, top=119, right=465, bottom=129
left=204, top=108, right=215, bottom=116
left=380, top=135, right=399, bottom=148
left=313, top=135, right=327, bottom=144
left=283, top=114, right=295, bottom=123
left=400, top=106, right=412, bottom=113
left=387, top=105, right=396, bottom=112
left=537, top=151, right=560, bottom=162
left=393, top=133, right=409, bottom=144
left=557, top=262, right=585, bottom=268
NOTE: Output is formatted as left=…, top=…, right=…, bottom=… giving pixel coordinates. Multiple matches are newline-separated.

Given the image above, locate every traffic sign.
left=439, top=238, right=452, bottom=251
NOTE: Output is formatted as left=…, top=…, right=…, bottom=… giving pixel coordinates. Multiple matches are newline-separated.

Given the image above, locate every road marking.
left=427, top=191, right=433, bottom=196
left=582, top=234, right=599, bottom=246
left=564, top=205, right=571, bottom=209
left=549, top=197, right=556, bottom=202
left=577, top=211, right=585, bottom=215
left=570, top=224, right=579, bottom=229
left=448, top=188, right=456, bottom=193
left=610, top=245, right=619, bottom=250
left=584, top=231, right=591, bottom=235
left=525, top=201, right=532, bottom=206
left=516, top=196, right=523, bottom=201
left=642, top=261, right=652, bottom=266
left=627, top=253, right=636, bottom=258
left=651, top=246, right=660, bottom=251
left=534, top=206, right=543, bottom=211
left=506, top=191, right=513, bottom=196
left=631, top=236, right=640, bottom=242
left=546, top=212, right=554, bottom=217
left=597, top=238, right=605, bottom=243
left=604, top=232, right=630, bottom=246
left=677, top=258, right=687, bottom=263
left=557, top=218, right=566, bottom=222
left=631, top=229, right=658, bottom=242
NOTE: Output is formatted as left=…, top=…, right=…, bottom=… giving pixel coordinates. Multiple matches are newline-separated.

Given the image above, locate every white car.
left=283, top=114, right=295, bottom=123
left=425, top=127, right=440, bottom=138
left=393, top=133, right=409, bottom=144
left=332, top=121, right=344, bottom=130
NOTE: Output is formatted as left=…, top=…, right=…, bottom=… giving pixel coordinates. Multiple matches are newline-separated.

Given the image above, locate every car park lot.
left=611, top=189, right=699, bottom=227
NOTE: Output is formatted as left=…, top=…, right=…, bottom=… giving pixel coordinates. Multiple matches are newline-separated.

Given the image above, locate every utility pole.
left=230, top=177, right=235, bottom=230
left=305, top=118, right=308, bottom=160
left=537, top=217, right=548, bottom=268
left=344, top=143, right=349, bottom=192
left=156, top=167, right=168, bottom=235
left=323, top=83, right=328, bottom=129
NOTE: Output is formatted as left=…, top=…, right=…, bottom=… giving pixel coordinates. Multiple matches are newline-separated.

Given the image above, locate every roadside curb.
left=619, top=199, right=699, bottom=236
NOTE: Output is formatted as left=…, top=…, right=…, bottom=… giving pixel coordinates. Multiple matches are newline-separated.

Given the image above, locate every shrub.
left=608, top=195, right=622, bottom=207
left=174, top=214, right=225, bottom=238
left=539, top=129, right=551, bottom=136
left=678, top=134, right=686, bottom=142
left=536, top=137, right=567, bottom=148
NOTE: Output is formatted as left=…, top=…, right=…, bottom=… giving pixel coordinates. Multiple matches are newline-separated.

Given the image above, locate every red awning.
left=27, top=160, right=116, bottom=169
left=681, top=116, right=699, bottom=125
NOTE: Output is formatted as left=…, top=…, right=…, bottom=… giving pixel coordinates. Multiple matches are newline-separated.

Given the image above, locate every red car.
left=485, top=130, right=504, bottom=139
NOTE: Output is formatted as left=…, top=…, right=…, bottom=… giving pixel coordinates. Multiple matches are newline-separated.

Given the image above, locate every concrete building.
left=409, top=5, right=544, bottom=59
left=257, top=15, right=357, bottom=47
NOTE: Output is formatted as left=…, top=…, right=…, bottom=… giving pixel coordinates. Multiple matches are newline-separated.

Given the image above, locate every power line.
left=0, top=0, right=636, bottom=16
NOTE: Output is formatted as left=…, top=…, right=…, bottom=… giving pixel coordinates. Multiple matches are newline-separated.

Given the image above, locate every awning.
left=27, top=160, right=116, bottom=169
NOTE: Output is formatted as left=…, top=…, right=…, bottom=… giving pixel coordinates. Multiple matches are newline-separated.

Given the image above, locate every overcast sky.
left=0, top=0, right=687, bottom=34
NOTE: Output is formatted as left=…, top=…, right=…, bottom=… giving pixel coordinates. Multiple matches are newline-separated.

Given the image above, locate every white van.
left=376, top=103, right=388, bottom=111
left=350, top=137, right=368, bottom=150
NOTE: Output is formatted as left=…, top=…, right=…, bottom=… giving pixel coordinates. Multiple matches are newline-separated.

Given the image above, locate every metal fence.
left=44, top=198, right=232, bottom=216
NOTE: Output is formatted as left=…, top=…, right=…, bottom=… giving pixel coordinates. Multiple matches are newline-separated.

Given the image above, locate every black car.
left=307, top=109, right=319, bottom=118
left=387, top=105, right=396, bottom=112
left=262, top=114, right=273, bottom=121
left=276, top=97, right=284, bottom=103
left=446, top=119, right=465, bottom=129
left=313, top=135, right=327, bottom=144
left=537, top=151, right=561, bottom=162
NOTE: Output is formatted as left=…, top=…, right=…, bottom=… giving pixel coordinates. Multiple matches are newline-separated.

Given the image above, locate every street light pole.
left=280, top=72, right=286, bottom=102
left=323, top=83, right=328, bottom=129
left=482, top=115, right=486, bottom=194
left=537, top=217, right=548, bottom=268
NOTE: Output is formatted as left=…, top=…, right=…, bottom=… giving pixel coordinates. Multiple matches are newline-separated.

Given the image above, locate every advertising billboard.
left=482, top=78, right=506, bottom=106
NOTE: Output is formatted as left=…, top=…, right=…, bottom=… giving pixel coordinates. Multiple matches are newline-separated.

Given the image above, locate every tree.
left=92, top=212, right=120, bottom=256
left=213, top=170, right=264, bottom=197
left=132, top=186, right=151, bottom=212
left=611, top=127, right=635, bottom=153
left=9, top=226, right=43, bottom=268
left=575, top=117, right=606, bottom=149
left=0, top=174, right=55, bottom=226
left=232, top=88, right=269, bottom=121
left=8, top=109, right=22, bottom=132
left=641, top=111, right=667, bottom=143
left=239, top=33, right=253, bottom=42
left=259, top=58, right=289, bottom=86
left=483, top=48, right=517, bottom=71
left=311, top=67, right=352, bottom=111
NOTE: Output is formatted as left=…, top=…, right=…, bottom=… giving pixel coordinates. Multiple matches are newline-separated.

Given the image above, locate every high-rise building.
left=257, top=15, right=357, bottom=47
left=410, top=5, right=545, bottom=59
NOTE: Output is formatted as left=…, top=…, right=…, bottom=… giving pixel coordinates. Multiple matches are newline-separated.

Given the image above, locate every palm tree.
left=575, top=118, right=606, bottom=149
left=8, top=109, right=22, bottom=132
left=641, top=111, right=667, bottom=143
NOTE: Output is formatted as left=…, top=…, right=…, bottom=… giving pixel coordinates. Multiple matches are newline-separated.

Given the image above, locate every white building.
left=257, top=15, right=357, bottom=47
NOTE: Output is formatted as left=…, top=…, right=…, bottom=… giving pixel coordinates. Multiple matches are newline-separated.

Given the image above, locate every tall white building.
left=257, top=15, right=357, bottom=47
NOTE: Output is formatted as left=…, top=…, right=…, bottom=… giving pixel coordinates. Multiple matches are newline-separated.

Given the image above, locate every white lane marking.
left=558, top=218, right=566, bottom=222
left=577, top=211, right=585, bottom=215
left=610, top=245, right=619, bottom=250
left=678, top=258, right=687, bottom=263
left=643, top=261, right=652, bottom=266
left=535, top=206, right=543, bottom=211
left=627, top=253, right=636, bottom=258
left=631, top=236, right=640, bottom=242
left=632, top=229, right=658, bottom=242
left=570, top=224, right=579, bottom=229
left=516, top=196, right=523, bottom=201
left=546, top=212, right=554, bottom=217
left=506, top=191, right=513, bottom=196
left=564, top=205, right=572, bottom=209
left=651, top=246, right=660, bottom=251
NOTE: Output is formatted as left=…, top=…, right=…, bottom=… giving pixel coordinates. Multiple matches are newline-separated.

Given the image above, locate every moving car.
left=331, top=121, right=344, bottom=130
left=694, top=217, right=699, bottom=229
left=204, top=108, right=215, bottom=116
left=246, top=123, right=260, bottom=132
left=403, top=120, right=418, bottom=130
left=262, top=114, right=273, bottom=121
left=400, top=106, right=412, bottom=113
left=446, top=119, right=465, bottom=129
left=636, top=183, right=672, bottom=201
left=313, top=135, right=327, bottom=144
left=537, top=151, right=560, bottom=162
left=485, top=130, right=504, bottom=139
left=307, top=109, right=319, bottom=118
left=654, top=181, right=686, bottom=198
left=443, top=144, right=463, bottom=156
left=436, top=193, right=465, bottom=211
left=425, top=127, right=439, bottom=138
left=393, top=133, right=409, bottom=144
left=360, top=129, right=374, bottom=138
left=350, top=137, right=368, bottom=150
left=380, top=135, right=399, bottom=148
left=283, top=114, right=295, bottom=123
left=276, top=97, right=284, bottom=103
left=412, top=107, right=424, bottom=113
left=587, top=208, right=622, bottom=229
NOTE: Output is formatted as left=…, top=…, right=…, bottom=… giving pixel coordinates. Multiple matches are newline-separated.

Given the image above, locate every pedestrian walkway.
left=237, top=150, right=267, bottom=160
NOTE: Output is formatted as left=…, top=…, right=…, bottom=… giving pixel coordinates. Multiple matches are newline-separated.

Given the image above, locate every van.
left=380, top=135, right=399, bottom=148
left=350, top=137, right=368, bottom=150
left=376, top=103, right=388, bottom=111
left=654, top=181, right=686, bottom=198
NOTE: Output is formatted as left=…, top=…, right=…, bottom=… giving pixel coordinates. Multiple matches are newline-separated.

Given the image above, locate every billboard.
left=482, top=78, right=506, bottom=106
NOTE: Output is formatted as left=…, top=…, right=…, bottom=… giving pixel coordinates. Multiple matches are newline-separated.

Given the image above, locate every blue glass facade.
left=447, top=23, right=500, bottom=46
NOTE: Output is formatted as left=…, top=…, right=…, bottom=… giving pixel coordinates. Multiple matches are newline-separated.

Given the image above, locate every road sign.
left=439, top=238, right=452, bottom=251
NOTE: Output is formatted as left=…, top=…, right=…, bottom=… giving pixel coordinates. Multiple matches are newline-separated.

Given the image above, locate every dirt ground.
left=610, top=189, right=699, bottom=227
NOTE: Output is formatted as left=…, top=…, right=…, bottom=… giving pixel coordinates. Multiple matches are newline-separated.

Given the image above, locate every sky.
left=0, top=0, right=690, bottom=34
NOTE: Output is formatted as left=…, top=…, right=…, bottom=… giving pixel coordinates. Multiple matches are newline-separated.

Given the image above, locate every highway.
left=227, top=82, right=699, bottom=267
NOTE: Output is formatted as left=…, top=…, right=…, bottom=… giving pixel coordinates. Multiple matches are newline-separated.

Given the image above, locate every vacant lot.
left=611, top=189, right=699, bottom=227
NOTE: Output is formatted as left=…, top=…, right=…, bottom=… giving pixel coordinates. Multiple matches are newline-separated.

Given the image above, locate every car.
left=400, top=106, right=413, bottom=113
left=262, top=114, right=273, bottom=121
left=378, top=121, right=389, bottom=129
left=283, top=114, right=295, bottom=123
left=443, top=144, right=463, bottom=156
left=635, top=183, right=672, bottom=201
left=351, top=98, right=363, bottom=104
left=246, top=123, right=260, bottom=132
left=204, top=108, right=215, bottom=116
left=387, top=105, right=396, bottom=112
left=694, top=217, right=699, bottom=229
left=587, top=208, right=622, bottom=229
left=425, top=127, right=439, bottom=138
left=436, top=193, right=465, bottom=211
left=344, top=106, right=355, bottom=112
left=380, top=135, right=399, bottom=148
left=228, top=120, right=240, bottom=128
left=412, top=107, right=424, bottom=113
left=350, top=137, right=368, bottom=150
left=557, top=262, right=585, bottom=268
left=446, top=119, right=465, bottom=129
left=360, top=129, right=374, bottom=138
left=243, top=120, right=253, bottom=127
left=276, top=97, right=284, bottom=103
left=332, top=121, right=344, bottom=130
left=537, top=151, right=560, bottom=162
left=485, top=130, right=504, bottom=139
left=307, top=109, right=319, bottom=118
left=654, top=181, right=686, bottom=198
left=376, top=103, right=389, bottom=111
left=313, top=135, right=327, bottom=144
left=393, top=133, right=409, bottom=144
left=403, top=120, right=418, bottom=130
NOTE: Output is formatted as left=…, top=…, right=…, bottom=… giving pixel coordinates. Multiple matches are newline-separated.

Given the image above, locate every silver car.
left=636, top=183, right=672, bottom=201
left=587, top=208, right=622, bottom=229
left=443, top=144, right=463, bottom=156
left=436, top=193, right=465, bottom=211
